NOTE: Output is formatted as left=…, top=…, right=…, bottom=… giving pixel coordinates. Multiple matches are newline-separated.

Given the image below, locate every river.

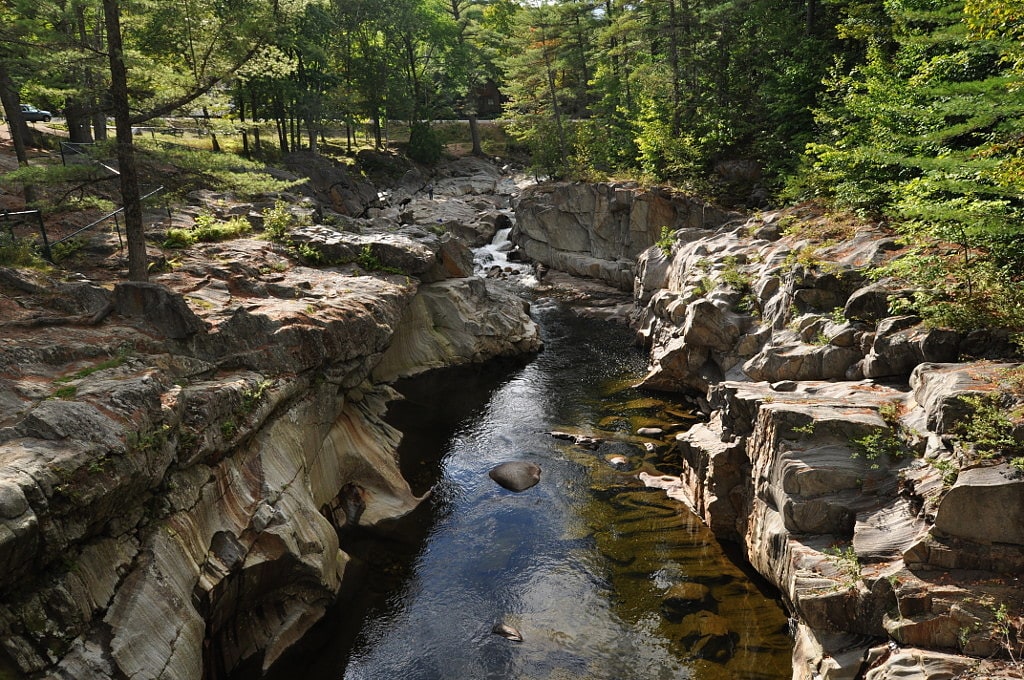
left=265, top=296, right=793, bottom=680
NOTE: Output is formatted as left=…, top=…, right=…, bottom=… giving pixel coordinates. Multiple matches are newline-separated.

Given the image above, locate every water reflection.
left=266, top=300, right=792, bottom=680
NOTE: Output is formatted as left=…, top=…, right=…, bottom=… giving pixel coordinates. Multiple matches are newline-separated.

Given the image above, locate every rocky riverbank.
left=513, top=183, right=1024, bottom=679
left=0, top=156, right=540, bottom=678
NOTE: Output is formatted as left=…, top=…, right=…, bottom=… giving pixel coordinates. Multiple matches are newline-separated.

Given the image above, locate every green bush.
left=407, top=122, right=443, bottom=165
left=163, top=212, right=252, bottom=248
left=0, top=233, right=44, bottom=267
left=954, top=393, right=1024, bottom=459
left=261, top=201, right=295, bottom=243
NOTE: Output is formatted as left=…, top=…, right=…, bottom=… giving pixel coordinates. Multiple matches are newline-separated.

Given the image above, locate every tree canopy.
left=1, top=0, right=1022, bottom=317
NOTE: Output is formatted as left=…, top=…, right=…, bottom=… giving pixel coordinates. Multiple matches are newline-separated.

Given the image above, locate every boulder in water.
left=491, top=622, right=523, bottom=641
left=488, top=461, right=541, bottom=492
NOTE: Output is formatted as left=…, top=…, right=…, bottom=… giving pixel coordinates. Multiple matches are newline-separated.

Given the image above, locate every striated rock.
left=513, top=182, right=736, bottom=291
left=425, top=233, right=475, bottom=281
left=371, top=278, right=541, bottom=383
left=744, top=343, right=862, bottom=382
left=283, top=151, right=379, bottom=217
left=289, top=226, right=437, bottom=275
left=672, top=423, right=747, bottom=539
left=862, top=317, right=960, bottom=379
left=932, top=464, right=1024, bottom=545
left=0, top=162, right=545, bottom=680
left=511, top=185, right=1024, bottom=680
left=844, top=281, right=896, bottom=322
left=909, top=361, right=1022, bottom=433
left=113, top=281, right=207, bottom=339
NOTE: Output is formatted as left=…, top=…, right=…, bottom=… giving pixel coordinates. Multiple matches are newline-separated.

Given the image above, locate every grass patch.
left=54, top=347, right=132, bottom=384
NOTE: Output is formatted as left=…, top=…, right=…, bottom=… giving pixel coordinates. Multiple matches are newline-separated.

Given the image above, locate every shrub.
left=0, top=233, right=44, bottom=267
left=407, top=122, right=443, bottom=165
left=261, top=201, right=295, bottom=243
left=656, top=226, right=675, bottom=256
left=163, top=212, right=251, bottom=248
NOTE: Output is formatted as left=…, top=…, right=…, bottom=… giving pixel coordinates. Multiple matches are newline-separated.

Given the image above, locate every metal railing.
left=0, top=209, right=52, bottom=261
left=59, top=141, right=120, bottom=176
left=50, top=185, right=166, bottom=255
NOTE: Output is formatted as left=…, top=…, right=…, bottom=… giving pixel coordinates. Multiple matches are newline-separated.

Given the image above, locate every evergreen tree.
left=803, top=0, right=1024, bottom=330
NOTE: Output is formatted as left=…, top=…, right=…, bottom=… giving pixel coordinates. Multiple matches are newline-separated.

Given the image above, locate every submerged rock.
left=679, top=610, right=739, bottom=662
left=662, top=582, right=715, bottom=621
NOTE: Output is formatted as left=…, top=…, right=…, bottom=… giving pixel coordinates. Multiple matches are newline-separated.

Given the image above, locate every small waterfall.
left=474, top=224, right=538, bottom=286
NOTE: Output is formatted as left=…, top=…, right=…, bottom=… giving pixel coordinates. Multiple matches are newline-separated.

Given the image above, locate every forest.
left=0, top=0, right=1022, bottom=331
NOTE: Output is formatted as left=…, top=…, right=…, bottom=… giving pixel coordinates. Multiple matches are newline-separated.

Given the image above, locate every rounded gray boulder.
left=488, top=461, right=541, bottom=492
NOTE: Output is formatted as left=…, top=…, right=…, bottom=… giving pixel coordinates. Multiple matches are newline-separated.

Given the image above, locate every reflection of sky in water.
left=342, top=303, right=789, bottom=680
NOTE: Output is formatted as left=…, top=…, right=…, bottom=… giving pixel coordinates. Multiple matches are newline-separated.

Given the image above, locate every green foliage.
left=127, top=424, right=170, bottom=455
left=407, top=122, right=443, bottom=165
left=656, top=226, right=675, bottom=257
left=931, top=458, right=960, bottom=486
left=852, top=431, right=909, bottom=468
left=0, top=233, right=44, bottom=268
left=720, top=256, right=752, bottom=293
left=137, top=140, right=305, bottom=199
left=874, top=248, right=1024, bottom=333
left=261, top=201, right=296, bottom=243
left=953, top=393, right=1024, bottom=459
left=796, top=0, right=1024, bottom=335
left=241, top=379, right=273, bottom=413
left=52, top=385, right=77, bottom=400
left=293, top=242, right=323, bottom=265
left=824, top=544, right=862, bottom=584
left=356, top=245, right=404, bottom=274
left=792, top=421, right=816, bottom=437
left=1, top=163, right=109, bottom=188
left=879, top=401, right=905, bottom=428
left=163, top=212, right=252, bottom=248
left=220, top=420, right=237, bottom=439
left=51, top=239, right=83, bottom=263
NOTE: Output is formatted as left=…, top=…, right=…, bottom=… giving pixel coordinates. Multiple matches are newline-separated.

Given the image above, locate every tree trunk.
left=66, top=102, right=94, bottom=143
left=469, top=114, right=483, bottom=156
left=103, top=0, right=148, bottom=282
left=93, top=113, right=108, bottom=140
left=667, top=0, right=682, bottom=136
left=238, top=99, right=250, bottom=158
left=0, top=63, right=36, bottom=204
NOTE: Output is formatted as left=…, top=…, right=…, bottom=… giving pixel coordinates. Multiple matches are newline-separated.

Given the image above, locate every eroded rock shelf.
left=514, top=181, right=1024, bottom=680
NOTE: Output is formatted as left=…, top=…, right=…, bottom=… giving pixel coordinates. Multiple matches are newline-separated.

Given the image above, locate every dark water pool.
left=268, top=299, right=793, bottom=680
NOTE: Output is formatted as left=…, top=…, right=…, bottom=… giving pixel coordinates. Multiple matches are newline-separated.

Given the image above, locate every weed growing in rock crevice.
left=954, top=393, right=1024, bottom=462
left=824, top=544, right=861, bottom=586
left=656, top=226, right=675, bottom=256
left=852, top=431, right=910, bottom=469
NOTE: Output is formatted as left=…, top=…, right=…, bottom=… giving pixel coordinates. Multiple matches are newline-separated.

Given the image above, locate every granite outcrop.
left=513, top=188, right=1024, bottom=680
left=0, top=160, right=540, bottom=679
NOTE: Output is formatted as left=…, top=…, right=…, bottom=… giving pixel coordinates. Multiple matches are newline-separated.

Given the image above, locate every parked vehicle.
left=20, top=105, right=52, bottom=122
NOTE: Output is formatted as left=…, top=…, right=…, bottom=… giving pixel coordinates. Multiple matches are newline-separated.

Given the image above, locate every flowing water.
left=271, top=298, right=793, bottom=680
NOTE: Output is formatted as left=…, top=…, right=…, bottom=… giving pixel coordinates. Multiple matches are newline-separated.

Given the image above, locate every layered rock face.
left=515, top=194, right=1024, bottom=679
left=0, top=163, right=540, bottom=679
left=511, top=182, right=735, bottom=290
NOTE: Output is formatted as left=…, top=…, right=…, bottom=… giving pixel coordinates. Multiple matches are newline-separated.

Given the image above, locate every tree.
left=801, top=0, right=1024, bottom=330
left=103, top=0, right=146, bottom=280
